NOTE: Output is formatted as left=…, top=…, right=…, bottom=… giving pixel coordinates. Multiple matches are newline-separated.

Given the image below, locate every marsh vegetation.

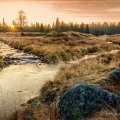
left=1, top=32, right=120, bottom=64
left=0, top=1, right=120, bottom=119
left=0, top=32, right=120, bottom=120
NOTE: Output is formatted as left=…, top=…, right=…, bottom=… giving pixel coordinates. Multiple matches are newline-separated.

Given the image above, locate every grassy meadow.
left=0, top=32, right=120, bottom=63
left=2, top=32, right=119, bottom=120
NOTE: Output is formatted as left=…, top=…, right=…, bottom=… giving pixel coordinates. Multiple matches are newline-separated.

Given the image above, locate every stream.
left=0, top=41, right=59, bottom=119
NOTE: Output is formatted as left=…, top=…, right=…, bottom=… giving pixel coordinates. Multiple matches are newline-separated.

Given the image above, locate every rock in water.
left=58, top=83, right=120, bottom=120
left=108, top=68, right=120, bottom=83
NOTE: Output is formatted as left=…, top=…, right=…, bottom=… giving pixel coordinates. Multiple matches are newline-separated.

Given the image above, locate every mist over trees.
left=0, top=10, right=120, bottom=35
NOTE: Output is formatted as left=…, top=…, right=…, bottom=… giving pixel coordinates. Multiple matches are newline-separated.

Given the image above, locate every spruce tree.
left=55, top=17, right=60, bottom=32
left=85, top=24, right=89, bottom=34
left=40, top=23, right=44, bottom=32
left=80, top=23, right=84, bottom=33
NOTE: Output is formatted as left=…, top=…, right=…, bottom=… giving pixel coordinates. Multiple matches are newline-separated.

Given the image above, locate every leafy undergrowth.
left=8, top=51, right=120, bottom=120
left=1, top=32, right=120, bottom=63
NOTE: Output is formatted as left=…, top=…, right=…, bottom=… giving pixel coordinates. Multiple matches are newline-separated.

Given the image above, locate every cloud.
left=1, top=0, right=120, bottom=22
left=44, top=0, right=120, bottom=21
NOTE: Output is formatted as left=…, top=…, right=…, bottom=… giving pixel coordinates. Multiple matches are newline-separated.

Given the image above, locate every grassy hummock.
left=1, top=32, right=120, bottom=63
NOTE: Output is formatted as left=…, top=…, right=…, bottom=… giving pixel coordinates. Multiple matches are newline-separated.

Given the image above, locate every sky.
left=0, top=0, right=120, bottom=26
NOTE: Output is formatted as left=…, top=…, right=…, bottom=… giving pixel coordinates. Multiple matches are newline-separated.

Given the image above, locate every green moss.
left=71, top=106, right=84, bottom=120
left=31, top=99, right=40, bottom=107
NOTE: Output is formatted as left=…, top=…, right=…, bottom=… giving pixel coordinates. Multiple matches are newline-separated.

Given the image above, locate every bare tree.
left=16, top=10, right=28, bottom=32
left=2, top=17, right=5, bottom=27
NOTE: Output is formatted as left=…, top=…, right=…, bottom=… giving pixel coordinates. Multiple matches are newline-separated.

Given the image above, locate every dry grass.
left=39, top=51, right=120, bottom=119
left=0, top=59, right=3, bottom=67
left=87, top=104, right=120, bottom=120
left=0, top=32, right=120, bottom=63
left=0, top=55, right=10, bottom=69
left=8, top=51, right=120, bottom=120
left=8, top=104, right=60, bottom=120
left=107, top=35, right=120, bottom=45
left=40, top=52, right=120, bottom=104
left=4, top=33, right=120, bottom=119
left=0, top=56, right=3, bottom=66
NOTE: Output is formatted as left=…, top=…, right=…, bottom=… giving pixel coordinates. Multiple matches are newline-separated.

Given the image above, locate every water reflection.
left=0, top=64, right=58, bottom=119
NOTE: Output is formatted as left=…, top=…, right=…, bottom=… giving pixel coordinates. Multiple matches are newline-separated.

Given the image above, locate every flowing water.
left=0, top=41, right=59, bottom=119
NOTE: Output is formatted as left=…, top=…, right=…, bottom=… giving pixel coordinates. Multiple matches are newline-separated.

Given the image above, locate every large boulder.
left=58, top=83, right=120, bottom=120
left=108, top=68, right=120, bottom=83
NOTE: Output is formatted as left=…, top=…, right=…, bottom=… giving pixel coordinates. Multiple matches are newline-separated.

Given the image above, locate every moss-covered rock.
left=58, top=83, right=120, bottom=120
left=108, top=68, right=120, bottom=83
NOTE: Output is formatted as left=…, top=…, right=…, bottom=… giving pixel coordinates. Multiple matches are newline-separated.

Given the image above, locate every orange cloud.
left=0, top=0, right=120, bottom=25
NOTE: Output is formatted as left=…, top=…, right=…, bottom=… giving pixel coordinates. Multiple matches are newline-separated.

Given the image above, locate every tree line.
left=0, top=10, right=120, bottom=35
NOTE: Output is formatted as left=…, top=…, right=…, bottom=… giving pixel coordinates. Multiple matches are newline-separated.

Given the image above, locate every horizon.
left=0, top=0, right=120, bottom=26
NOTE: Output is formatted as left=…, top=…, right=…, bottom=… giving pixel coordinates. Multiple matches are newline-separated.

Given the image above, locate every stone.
left=58, top=83, right=120, bottom=120
left=108, top=68, right=120, bottom=83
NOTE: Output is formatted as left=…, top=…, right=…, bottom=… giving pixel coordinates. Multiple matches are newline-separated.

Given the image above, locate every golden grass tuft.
left=0, top=56, right=10, bottom=68
left=8, top=104, right=60, bottom=120
left=87, top=104, right=120, bottom=120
